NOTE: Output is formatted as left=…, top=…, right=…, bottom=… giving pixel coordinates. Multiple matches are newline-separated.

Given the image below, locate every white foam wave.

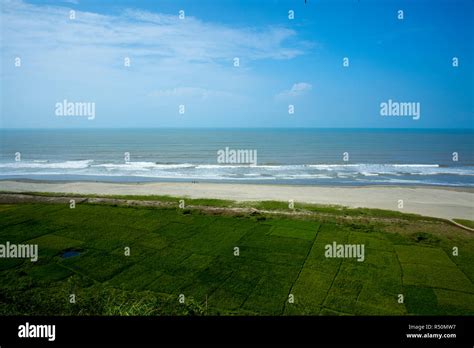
left=1, top=161, right=473, bottom=185
left=95, top=162, right=195, bottom=170
left=0, top=160, right=93, bottom=169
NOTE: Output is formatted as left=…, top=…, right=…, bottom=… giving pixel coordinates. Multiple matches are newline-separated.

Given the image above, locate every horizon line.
left=1, top=127, right=473, bottom=131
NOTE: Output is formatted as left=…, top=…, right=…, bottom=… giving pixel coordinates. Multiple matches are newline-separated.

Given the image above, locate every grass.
left=453, top=219, right=474, bottom=229
left=0, top=190, right=441, bottom=221
left=0, top=199, right=473, bottom=316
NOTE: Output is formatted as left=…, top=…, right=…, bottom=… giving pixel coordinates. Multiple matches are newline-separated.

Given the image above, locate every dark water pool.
left=61, top=250, right=80, bottom=258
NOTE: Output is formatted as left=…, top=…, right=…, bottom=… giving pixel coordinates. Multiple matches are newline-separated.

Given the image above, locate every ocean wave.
left=360, top=172, right=379, bottom=176
left=310, top=163, right=472, bottom=176
left=196, top=164, right=258, bottom=169
left=0, top=160, right=473, bottom=185
left=392, top=164, right=439, bottom=168
left=0, top=160, right=93, bottom=169
left=95, top=162, right=196, bottom=170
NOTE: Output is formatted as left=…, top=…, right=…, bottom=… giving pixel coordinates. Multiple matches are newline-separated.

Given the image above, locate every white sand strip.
left=0, top=180, right=473, bottom=221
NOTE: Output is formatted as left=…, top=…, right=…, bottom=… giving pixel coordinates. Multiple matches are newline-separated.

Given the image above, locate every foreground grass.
left=453, top=219, right=474, bottom=229
left=0, top=190, right=441, bottom=221
left=0, top=201, right=473, bottom=316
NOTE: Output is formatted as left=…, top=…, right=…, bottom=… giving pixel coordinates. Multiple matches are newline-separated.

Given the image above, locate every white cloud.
left=0, top=0, right=313, bottom=127
left=1, top=0, right=305, bottom=65
left=276, top=82, right=312, bottom=99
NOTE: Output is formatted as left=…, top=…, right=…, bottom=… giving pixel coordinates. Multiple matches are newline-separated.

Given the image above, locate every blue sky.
left=0, top=0, right=473, bottom=128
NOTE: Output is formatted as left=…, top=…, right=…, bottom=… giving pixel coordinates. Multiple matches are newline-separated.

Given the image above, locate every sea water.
left=0, top=128, right=473, bottom=187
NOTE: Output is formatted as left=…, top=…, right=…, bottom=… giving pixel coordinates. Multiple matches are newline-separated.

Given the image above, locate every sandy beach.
left=0, top=180, right=473, bottom=221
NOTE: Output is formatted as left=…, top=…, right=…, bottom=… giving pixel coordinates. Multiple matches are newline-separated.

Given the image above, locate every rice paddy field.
left=0, top=199, right=473, bottom=316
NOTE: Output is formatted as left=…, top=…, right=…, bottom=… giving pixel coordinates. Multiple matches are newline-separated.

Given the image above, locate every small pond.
left=61, top=250, right=81, bottom=259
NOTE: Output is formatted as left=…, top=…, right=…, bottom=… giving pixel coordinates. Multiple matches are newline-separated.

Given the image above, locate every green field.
left=0, top=200, right=473, bottom=316
left=454, top=219, right=474, bottom=229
